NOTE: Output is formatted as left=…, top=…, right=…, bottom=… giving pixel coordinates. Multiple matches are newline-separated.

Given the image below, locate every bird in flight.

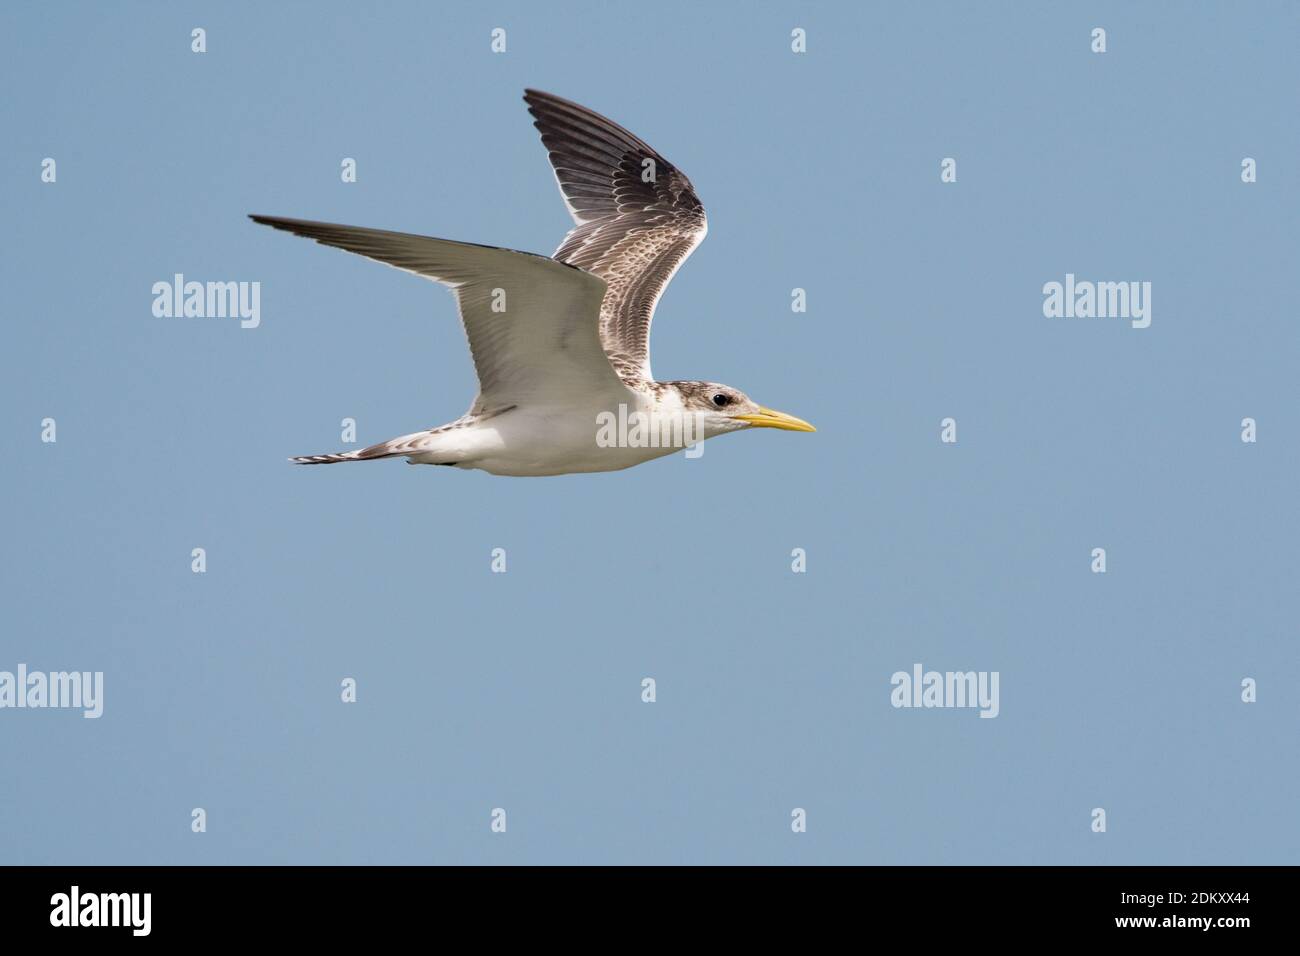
left=251, top=89, right=814, bottom=476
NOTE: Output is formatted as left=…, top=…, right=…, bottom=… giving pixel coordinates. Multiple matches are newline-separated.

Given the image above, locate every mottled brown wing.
left=524, top=89, right=708, bottom=384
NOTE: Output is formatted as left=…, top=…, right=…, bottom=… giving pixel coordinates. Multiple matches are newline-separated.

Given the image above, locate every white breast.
left=422, top=394, right=686, bottom=477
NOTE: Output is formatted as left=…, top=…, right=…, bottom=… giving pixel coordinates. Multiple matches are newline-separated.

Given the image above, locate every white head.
left=666, top=381, right=816, bottom=439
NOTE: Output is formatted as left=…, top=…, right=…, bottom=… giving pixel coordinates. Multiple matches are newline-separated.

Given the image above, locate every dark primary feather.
left=524, top=89, right=708, bottom=385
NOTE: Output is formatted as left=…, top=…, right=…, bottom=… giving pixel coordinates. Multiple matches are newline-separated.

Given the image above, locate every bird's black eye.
left=711, top=393, right=731, bottom=407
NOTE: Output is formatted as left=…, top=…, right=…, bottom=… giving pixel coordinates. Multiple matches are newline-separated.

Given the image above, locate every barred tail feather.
left=290, top=450, right=371, bottom=465
left=290, top=430, right=444, bottom=465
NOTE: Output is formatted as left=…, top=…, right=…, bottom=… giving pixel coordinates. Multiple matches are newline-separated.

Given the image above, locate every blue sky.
left=1, top=1, right=1296, bottom=864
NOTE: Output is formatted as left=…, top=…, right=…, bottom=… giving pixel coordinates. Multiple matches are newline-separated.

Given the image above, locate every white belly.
left=410, top=405, right=686, bottom=477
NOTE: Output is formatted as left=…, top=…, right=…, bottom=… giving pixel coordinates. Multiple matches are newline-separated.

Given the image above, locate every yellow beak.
left=734, top=406, right=817, bottom=433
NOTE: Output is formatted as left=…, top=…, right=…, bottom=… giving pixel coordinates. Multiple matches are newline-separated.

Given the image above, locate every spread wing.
left=248, top=215, right=631, bottom=411
left=524, top=89, right=708, bottom=385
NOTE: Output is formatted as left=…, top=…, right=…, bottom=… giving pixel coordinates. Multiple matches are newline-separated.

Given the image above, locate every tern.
left=251, top=89, right=814, bottom=477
